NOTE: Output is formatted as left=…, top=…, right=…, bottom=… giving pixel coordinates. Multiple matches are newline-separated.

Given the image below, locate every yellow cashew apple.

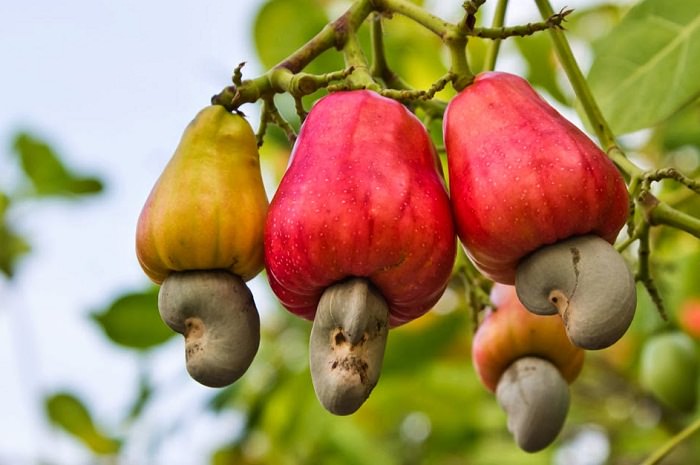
left=136, top=105, right=268, bottom=283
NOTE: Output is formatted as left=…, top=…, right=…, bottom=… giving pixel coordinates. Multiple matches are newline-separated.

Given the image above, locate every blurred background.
left=2, top=0, right=700, bottom=464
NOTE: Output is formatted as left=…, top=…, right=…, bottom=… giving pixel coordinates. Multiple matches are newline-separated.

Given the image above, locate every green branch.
left=640, top=416, right=700, bottom=465
left=374, top=0, right=473, bottom=90
left=535, top=0, right=700, bottom=241
left=634, top=220, right=667, bottom=320
left=471, top=8, right=571, bottom=40
left=483, top=0, right=509, bottom=71
left=212, top=0, right=374, bottom=109
left=342, top=30, right=380, bottom=90
left=373, top=0, right=452, bottom=39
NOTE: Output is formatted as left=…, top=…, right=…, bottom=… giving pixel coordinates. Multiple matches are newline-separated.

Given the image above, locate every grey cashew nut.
left=309, top=278, right=389, bottom=416
left=158, top=270, right=260, bottom=388
left=496, top=356, right=570, bottom=453
left=515, top=234, right=636, bottom=350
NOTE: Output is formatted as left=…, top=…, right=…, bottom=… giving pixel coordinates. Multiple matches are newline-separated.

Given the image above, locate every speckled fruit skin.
left=136, top=105, right=268, bottom=284
left=264, top=90, right=456, bottom=327
left=472, top=284, right=585, bottom=392
left=444, top=72, right=629, bottom=284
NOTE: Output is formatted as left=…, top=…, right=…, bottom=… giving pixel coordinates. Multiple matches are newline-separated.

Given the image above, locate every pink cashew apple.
left=264, top=90, right=456, bottom=414
left=445, top=71, right=636, bottom=350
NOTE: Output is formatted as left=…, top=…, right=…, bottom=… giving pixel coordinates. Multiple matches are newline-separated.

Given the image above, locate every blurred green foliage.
left=3, top=0, right=700, bottom=464
left=45, top=392, right=121, bottom=455
left=1, top=131, right=103, bottom=277
left=91, top=287, right=174, bottom=350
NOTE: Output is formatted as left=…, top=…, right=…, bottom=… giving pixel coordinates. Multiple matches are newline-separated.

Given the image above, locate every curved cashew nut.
left=158, top=270, right=260, bottom=387
left=309, top=278, right=389, bottom=415
left=515, top=234, right=636, bottom=350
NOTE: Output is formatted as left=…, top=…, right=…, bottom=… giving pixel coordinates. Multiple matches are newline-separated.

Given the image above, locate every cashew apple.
left=264, top=90, right=456, bottom=414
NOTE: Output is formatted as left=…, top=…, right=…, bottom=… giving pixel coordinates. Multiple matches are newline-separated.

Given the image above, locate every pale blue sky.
left=1, top=1, right=266, bottom=463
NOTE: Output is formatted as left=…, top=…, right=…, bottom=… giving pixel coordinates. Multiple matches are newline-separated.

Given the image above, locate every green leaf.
left=382, top=310, right=468, bottom=373
left=91, top=287, right=174, bottom=350
left=11, top=132, right=104, bottom=197
left=658, top=102, right=700, bottom=151
left=0, top=216, right=31, bottom=279
left=0, top=192, right=8, bottom=215
left=587, top=0, right=700, bottom=134
left=45, top=392, right=121, bottom=455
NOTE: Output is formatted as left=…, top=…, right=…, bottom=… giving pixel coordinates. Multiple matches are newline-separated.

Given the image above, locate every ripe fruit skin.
left=136, top=105, right=268, bottom=284
left=264, top=90, right=456, bottom=327
left=472, top=284, right=584, bottom=392
left=639, top=331, right=699, bottom=412
left=444, top=71, right=629, bottom=284
left=679, top=298, right=700, bottom=339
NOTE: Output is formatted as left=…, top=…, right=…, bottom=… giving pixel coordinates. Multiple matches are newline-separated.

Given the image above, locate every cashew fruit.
left=472, top=284, right=583, bottom=451
left=444, top=72, right=635, bottom=349
left=264, top=90, right=456, bottom=414
left=136, top=105, right=268, bottom=284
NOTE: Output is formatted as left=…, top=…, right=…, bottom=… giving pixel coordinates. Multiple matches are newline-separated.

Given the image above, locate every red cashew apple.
left=445, top=71, right=636, bottom=350
left=472, top=284, right=585, bottom=452
left=264, top=90, right=456, bottom=414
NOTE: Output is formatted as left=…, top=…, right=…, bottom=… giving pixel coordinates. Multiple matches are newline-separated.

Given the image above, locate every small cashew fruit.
left=639, top=331, right=699, bottom=412
left=515, top=235, right=637, bottom=350
left=496, top=357, right=570, bottom=453
left=309, top=278, right=389, bottom=415
left=472, top=284, right=583, bottom=451
left=159, top=270, right=260, bottom=388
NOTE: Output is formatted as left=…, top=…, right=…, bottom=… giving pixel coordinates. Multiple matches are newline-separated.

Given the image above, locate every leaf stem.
left=647, top=197, right=700, bottom=239
left=484, top=0, right=509, bottom=71
left=640, top=416, right=700, bottom=465
left=634, top=221, right=666, bottom=319
left=534, top=0, right=641, bottom=179
left=369, top=13, right=389, bottom=81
